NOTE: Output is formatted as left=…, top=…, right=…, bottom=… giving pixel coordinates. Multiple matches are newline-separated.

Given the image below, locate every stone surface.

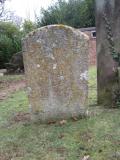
left=0, top=69, right=7, bottom=74
left=22, top=25, right=89, bottom=122
left=5, top=51, right=24, bottom=73
left=96, top=0, right=120, bottom=105
left=0, top=69, right=7, bottom=76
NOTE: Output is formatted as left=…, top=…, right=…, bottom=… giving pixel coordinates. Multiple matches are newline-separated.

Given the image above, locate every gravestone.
left=96, top=0, right=120, bottom=106
left=22, top=25, right=89, bottom=122
left=5, top=51, right=24, bottom=73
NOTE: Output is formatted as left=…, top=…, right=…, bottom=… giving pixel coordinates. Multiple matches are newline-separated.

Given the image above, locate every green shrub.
left=0, top=21, right=22, bottom=68
left=36, top=0, right=95, bottom=28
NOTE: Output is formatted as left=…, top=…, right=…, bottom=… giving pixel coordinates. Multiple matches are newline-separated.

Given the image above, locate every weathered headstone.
left=96, top=0, right=120, bottom=106
left=22, top=25, right=89, bottom=122
left=5, top=51, right=24, bottom=73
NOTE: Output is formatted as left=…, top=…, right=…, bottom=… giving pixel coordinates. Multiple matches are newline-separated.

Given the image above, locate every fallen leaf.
left=58, top=134, right=64, bottom=139
left=47, top=121, right=56, bottom=125
left=72, top=116, right=78, bottom=121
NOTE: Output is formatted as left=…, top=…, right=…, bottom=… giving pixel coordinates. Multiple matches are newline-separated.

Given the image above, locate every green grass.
left=0, top=66, right=120, bottom=160
left=0, top=91, right=28, bottom=126
left=89, top=66, right=97, bottom=106
left=0, top=74, right=24, bottom=82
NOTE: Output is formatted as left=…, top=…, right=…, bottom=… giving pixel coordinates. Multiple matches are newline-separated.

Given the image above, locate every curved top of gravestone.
left=22, top=24, right=89, bottom=53
left=23, top=24, right=89, bottom=40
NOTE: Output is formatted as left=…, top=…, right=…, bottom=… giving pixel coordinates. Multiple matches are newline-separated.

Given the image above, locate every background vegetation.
left=0, top=22, right=22, bottom=68
left=37, top=0, right=95, bottom=28
left=0, top=0, right=95, bottom=69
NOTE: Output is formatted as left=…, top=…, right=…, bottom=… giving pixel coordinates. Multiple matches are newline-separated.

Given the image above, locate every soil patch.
left=0, top=80, right=26, bottom=100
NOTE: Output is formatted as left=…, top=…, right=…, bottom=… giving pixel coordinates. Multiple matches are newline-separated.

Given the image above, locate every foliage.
left=36, top=0, right=95, bottom=28
left=103, top=6, right=120, bottom=107
left=103, top=12, right=120, bottom=66
left=0, top=21, right=22, bottom=68
left=22, top=20, right=37, bottom=35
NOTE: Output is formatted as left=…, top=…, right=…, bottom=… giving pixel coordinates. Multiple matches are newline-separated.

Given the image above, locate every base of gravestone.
left=30, top=107, right=88, bottom=123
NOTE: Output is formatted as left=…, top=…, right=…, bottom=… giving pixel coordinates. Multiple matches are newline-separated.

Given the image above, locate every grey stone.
left=22, top=25, right=89, bottom=122
left=5, top=51, right=24, bottom=73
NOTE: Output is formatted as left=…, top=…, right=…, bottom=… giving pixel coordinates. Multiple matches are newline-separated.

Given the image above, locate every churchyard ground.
left=0, top=66, right=120, bottom=160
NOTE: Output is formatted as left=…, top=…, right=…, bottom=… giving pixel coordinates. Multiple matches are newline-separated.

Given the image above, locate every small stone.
left=59, top=120, right=67, bottom=125
left=0, top=73, right=4, bottom=76
left=82, top=155, right=90, bottom=160
left=53, top=64, right=57, bottom=69
left=59, top=75, right=64, bottom=80
left=37, top=64, right=40, bottom=68
left=112, top=152, right=120, bottom=159
left=80, top=71, right=88, bottom=81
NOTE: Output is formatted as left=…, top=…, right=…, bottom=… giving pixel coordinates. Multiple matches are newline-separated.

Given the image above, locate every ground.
left=0, top=67, right=120, bottom=160
left=0, top=75, right=25, bottom=101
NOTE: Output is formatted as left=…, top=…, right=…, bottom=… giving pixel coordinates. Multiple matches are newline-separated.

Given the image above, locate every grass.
left=88, top=66, right=97, bottom=106
left=0, top=74, right=25, bottom=90
left=0, top=91, right=28, bottom=126
left=0, top=74, right=24, bottom=83
left=0, top=66, right=120, bottom=160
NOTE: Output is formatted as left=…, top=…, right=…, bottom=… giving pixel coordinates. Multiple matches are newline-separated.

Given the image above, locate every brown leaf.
left=72, top=116, right=78, bottom=121
left=58, top=134, right=64, bottom=139
left=47, top=121, right=56, bottom=125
